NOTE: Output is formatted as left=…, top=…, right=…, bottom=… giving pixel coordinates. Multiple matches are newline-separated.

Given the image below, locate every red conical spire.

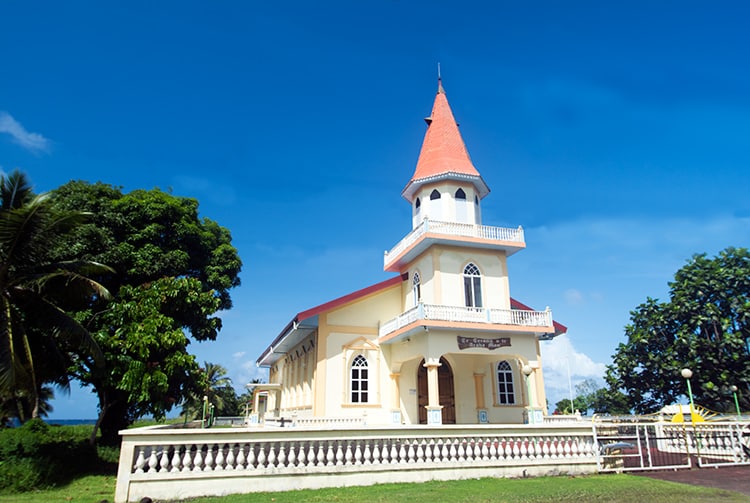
left=402, top=79, right=488, bottom=200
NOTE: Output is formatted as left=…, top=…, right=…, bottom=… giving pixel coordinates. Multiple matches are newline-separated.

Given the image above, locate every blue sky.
left=1, top=2, right=749, bottom=418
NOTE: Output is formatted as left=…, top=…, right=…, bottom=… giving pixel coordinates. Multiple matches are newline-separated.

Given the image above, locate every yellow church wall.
left=326, top=284, right=402, bottom=327
left=407, top=254, right=435, bottom=305
left=435, top=247, right=511, bottom=310
left=312, top=285, right=403, bottom=423
left=405, top=246, right=511, bottom=309
left=270, top=335, right=317, bottom=417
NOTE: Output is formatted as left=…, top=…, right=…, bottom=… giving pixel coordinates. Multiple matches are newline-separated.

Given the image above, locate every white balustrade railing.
left=292, top=416, right=367, bottom=428
left=379, top=304, right=553, bottom=338
left=116, top=424, right=597, bottom=502
left=384, top=219, right=524, bottom=266
left=116, top=420, right=750, bottom=501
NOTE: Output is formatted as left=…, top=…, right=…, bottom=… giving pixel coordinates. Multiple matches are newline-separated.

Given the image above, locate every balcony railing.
left=384, top=219, right=524, bottom=267
left=379, top=303, right=552, bottom=338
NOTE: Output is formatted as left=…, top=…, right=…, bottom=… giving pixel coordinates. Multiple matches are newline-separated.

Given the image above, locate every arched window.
left=415, top=197, right=421, bottom=209
left=351, top=355, right=369, bottom=403
left=474, top=195, right=479, bottom=205
left=463, top=263, right=482, bottom=308
left=412, top=271, right=421, bottom=306
left=430, top=189, right=441, bottom=200
left=455, top=188, right=466, bottom=200
left=496, top=361, right=515, bottom=405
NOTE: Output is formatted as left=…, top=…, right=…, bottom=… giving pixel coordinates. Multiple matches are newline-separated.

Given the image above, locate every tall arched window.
left=351, top=355, right=369, bottom=403
left=463, top=263, right=482, bottom=308
left=430, top=189, right=441, bottom=200
left=455, top=188, right=466, bottom=200
left=412, top=272, right=421, bottom=306
left=496, top=361, right=515, bottom=405
left=415, top=198, right=421, bottom=209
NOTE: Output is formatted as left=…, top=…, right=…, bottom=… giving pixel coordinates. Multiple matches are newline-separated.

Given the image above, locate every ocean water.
left=7, top=418, right=98, bottom=427
left=47, top=419, right=97, bottom=426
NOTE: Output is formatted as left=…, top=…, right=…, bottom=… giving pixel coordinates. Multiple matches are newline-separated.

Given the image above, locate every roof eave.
left=402, top=172, right=490, bottom=202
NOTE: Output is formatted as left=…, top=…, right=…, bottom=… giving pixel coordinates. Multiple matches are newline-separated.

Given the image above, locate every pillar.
left=390, top=372, right=402, bottom=424
left=474, top=372, right=488, bottom=423
left=424, top=358, right=443, bottom=425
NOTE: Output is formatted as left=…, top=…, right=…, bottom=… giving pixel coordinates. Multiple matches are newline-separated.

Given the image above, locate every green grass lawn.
left=1, top=474, right=747, bottom=503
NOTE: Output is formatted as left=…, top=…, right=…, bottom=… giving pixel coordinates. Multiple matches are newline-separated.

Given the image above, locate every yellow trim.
left=473, top=373, right=486, bottom=409
left=314, top=315, right=328, bottom=415
left=341, top=403, right=382, bottom=409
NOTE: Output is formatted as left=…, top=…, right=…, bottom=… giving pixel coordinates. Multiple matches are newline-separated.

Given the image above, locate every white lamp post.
left=681, top=368, right=695, bottom=424
left=730, top=385, right=741, bottom=419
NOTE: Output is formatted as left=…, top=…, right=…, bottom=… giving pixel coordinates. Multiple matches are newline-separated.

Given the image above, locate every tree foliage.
left=607, top=247, right=750, bottom=414
left=49, top=181, right=242, bottom=444
left=182, top=361, right=233, bottom=419
left=553, top=378, right=629, bottom=415
left=0, top=171, right=110, bottom=421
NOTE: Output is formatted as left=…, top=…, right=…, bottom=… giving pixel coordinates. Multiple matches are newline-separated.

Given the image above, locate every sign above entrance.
left=457, top=336, right=511, bottom=350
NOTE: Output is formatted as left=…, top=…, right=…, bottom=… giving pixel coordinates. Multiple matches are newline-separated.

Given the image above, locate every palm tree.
left=0, top=170, right=112, bottom=419
left=182, top=361, right=233, bottom=419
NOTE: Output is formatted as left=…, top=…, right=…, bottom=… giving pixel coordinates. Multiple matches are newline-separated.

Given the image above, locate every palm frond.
left=10, top=287, right=105, bottom=368
left=0, top=170, right=35, bottom=210
left=24, top=263, right=114, bottom=302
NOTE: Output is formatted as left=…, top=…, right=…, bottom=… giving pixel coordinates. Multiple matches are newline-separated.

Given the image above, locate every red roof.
left=410, top=79, right=480, bottom=182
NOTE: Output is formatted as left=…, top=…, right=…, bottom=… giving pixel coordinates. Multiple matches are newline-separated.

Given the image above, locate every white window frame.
left=350, top=354, right=369, bottom=403
left=496, top=360, right=516, bottom=405
left=412, top=271, right=421, bottom=307
left=463, top=263, right=482, bottom=308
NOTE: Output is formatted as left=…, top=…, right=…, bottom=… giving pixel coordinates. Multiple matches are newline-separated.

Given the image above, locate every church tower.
left=380, top=79, right=558, bottom=426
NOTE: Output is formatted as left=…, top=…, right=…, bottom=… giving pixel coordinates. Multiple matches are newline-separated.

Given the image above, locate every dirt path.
left=635, top=465, right=750, bottom=497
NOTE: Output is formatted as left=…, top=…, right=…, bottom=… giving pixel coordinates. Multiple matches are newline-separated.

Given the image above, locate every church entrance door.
left=417, top=357, right=456, bottom=424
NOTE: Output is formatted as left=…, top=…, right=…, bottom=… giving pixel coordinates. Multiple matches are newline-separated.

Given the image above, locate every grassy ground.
left=1, top=474, right=747, bottom=503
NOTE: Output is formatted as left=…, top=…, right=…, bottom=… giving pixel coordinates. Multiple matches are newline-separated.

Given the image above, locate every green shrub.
left=0, top=419, right=108, bottom=493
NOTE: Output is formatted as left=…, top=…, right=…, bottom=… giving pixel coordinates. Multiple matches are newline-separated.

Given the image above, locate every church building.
left=255, top=79, right=566, bottom=425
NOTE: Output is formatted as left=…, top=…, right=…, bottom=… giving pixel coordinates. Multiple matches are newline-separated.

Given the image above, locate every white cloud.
left=232, top=351, right=246, bottom=359
left=0, top=111, right=51, bottom=153
left=540, top=334, right=607, bottom=410
left=234, top=358, right=269, bottom=388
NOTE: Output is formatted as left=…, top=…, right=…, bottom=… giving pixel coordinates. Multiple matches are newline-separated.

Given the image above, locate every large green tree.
left=607, top=247, right=750, bottom=414
left=0, top=171, right=110, bottom=421
left=49, top=181, right=241, bottom=444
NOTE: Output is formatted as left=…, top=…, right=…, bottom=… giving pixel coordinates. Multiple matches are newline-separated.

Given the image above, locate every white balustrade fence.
left=116, top=420, right=750, bottom=502
left=378, top=303, right=553, bottom=338
left=115, top=424, right=597, bottom=502
left=384, top=219, right=524, bottom=267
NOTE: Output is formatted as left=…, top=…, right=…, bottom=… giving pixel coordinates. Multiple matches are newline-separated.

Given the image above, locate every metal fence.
left=593, top=418, right=750, bottom=472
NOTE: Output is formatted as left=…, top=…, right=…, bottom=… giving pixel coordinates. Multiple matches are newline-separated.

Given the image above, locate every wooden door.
left=417, top=358, right=455, bottom=424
